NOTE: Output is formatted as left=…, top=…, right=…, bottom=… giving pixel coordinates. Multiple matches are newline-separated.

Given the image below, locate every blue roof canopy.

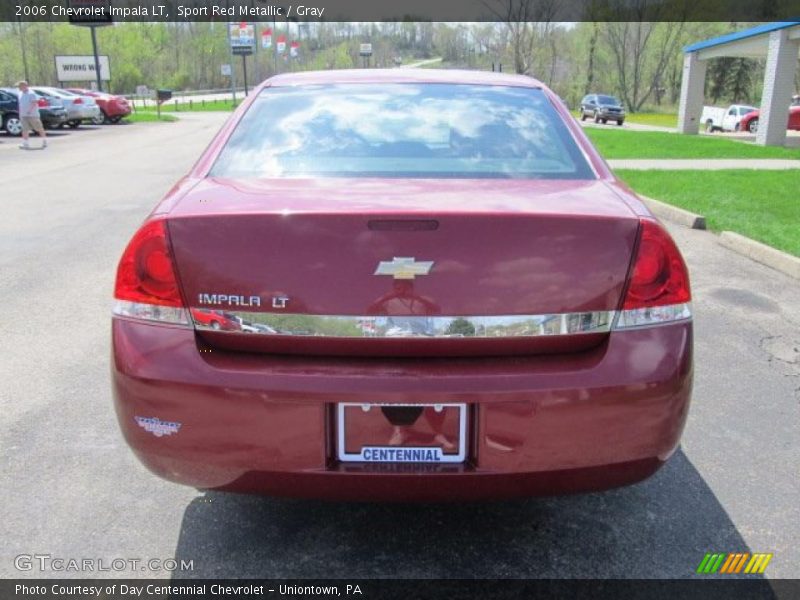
left=684, top=21, right=800, bottom=53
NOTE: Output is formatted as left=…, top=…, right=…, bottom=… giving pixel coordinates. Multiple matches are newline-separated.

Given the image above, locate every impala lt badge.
left=374, top=257, right=434, bottom=280
left=272, top=295, right=290, bottom=309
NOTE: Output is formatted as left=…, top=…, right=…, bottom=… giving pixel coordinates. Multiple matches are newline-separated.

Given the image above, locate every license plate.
left=337, top=403, right=467, bottom=463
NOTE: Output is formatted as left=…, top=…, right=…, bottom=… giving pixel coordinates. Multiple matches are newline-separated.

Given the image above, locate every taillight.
left=614, top=219, right=691, bottom=329
left=112, top=220, right=189, bottom=325
left=37, top=98, right=48, bottom=107
left=73, top=97, right=83, bottom=104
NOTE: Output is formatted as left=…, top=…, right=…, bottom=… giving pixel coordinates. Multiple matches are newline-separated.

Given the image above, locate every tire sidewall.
left=4, top=114, right=22, bottom=136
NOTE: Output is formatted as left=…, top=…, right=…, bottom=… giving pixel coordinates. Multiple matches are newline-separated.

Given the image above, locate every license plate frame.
left=337, top=403, right=467, bottom=463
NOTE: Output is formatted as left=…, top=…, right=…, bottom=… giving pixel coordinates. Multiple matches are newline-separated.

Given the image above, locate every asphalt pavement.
left=0, top=113, right=797, bottom=580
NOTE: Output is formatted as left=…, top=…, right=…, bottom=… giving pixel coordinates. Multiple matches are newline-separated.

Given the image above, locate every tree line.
left=1, top=20, right=794, bottom=111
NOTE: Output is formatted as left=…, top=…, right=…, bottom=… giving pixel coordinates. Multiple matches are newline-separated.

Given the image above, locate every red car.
left=739, top=105, right=800, bottom=134
left=189, top=308, right=241, bottom=332
left=66, top=88, right=131, bottom=124
left=112, top=70, right=693, bottom=501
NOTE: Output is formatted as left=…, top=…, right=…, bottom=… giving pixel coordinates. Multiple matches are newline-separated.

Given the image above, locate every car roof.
left=0, top=88, right=20, bottom=96
left=265, top=68, right=544, bottom=89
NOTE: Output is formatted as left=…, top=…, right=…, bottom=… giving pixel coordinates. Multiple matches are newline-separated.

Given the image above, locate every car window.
left=211, top=84, right=594, bottom=180
left=739, top=107, right=756, bottom=115
left=596, top=95, right=620, bottom=105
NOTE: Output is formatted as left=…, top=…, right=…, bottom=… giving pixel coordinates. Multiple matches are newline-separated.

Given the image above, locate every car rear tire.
left=3, top=114, right=22, bottom=136
left=67, top=121, right=80, bottom=129
left=211, top=321, right=221, bottom=330
left=748, top=119, right=759, bottom=133
left=617, top=119, right=624, bottom=126
left=110, top=116, right=122, bottom=124
left=91, top=112, right=107, bottom=126
left=580, top=111, right=587, bottom=121
left=601, top=118, right=608, bottom=124
left=705, top=120, right=715, bottom=133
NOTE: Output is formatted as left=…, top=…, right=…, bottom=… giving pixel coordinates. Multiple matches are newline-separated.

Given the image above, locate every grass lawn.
left=135, top=99, right=237, bottom=112
left=122, top=112, right=178, bottom=123
left=617, top=169, right=800, bottom=257
left=585, top=128, right=800, bottom=159
left=624, top=113, right=678, bottom=128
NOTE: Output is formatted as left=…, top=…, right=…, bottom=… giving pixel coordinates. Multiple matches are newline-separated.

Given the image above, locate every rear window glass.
left=210, top=83, right=594, bottom=180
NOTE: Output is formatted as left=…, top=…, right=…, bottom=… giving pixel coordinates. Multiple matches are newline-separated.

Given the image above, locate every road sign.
left=359, top=43, right=373, bottom=57
left=221, top=64, right=232, bottom=77
left=230, top=23, right=255, bottom=56
left=55, top=55, right=111, bottom=82
left=66, top=0, right=113, bottom=26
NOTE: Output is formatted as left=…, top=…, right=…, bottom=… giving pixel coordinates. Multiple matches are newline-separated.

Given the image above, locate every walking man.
left=17, top=81, right=47, bottom=150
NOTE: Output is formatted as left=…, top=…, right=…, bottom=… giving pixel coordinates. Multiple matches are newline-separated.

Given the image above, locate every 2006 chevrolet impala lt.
left=111, top=69, right=692, bottom=501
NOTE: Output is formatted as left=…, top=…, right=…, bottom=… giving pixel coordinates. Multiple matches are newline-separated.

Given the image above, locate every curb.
left=718, top=231, right=800, bottom=280
left=640, top=195, right=706, bottom=230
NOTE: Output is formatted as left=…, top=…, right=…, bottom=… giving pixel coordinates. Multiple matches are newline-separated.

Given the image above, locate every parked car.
left=740, top=105, right=800, bottom=134
left=579, top=94, right=626, bottom=125
left=111, top=69, right=693, bottom=501
left=0, top=88, right=68, bottom=135
left=700, top=104, right=758, bottom=132
left=66, top=88, right=132, bottom=124
left=32, top=87, right=101, bottom=128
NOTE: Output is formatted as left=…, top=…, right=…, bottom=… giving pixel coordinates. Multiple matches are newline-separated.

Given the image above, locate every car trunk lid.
left=167, top=177, right=638, bottom=357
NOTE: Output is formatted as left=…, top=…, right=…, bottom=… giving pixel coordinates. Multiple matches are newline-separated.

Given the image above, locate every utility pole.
left=16, top=17, right=30, bottom=83
left=225, top=0, right=237, bottom=104
left=90, top=25, right=103, bottom=92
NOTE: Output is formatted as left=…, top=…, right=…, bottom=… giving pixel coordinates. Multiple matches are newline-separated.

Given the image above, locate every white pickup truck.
left=700, top=104, right=758, bottom=132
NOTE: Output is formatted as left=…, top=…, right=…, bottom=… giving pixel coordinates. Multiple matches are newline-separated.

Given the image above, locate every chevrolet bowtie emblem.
left=374, top=257, right=434, bottom=280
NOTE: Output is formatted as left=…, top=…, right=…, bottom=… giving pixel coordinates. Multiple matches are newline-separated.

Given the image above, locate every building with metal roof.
left=678, top=22, right=800, bottom=146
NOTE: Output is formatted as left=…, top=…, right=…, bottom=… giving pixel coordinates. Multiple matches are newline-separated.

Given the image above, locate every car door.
left=789, top=108, right=800, bottom=129
left=0, top=90, right=16, bottom=114
left=722, top=106, right=738, bottom=131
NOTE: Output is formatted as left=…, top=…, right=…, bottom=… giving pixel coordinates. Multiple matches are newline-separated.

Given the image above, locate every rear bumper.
left=41, top=111, right=67, bottom=126
left=67, top=106, right=101, bottom=120
left=105, top=103, right=132, bottom=117
left=112, top=318, right=693, bottom=500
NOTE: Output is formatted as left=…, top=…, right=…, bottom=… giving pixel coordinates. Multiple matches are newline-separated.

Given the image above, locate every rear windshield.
left=210, top=83, right=594, bottom=180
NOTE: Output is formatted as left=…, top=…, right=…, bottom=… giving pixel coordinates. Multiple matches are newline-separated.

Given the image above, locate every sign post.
left=66, top=0, right=112, bottom=92
left=359, top=43, right=373, bottom=68
left=230, top=22, right=255, bottom=96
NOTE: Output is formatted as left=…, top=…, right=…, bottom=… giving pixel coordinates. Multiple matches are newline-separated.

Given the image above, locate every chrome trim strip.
left=189, top=309, right=615, bottom=338
left=612, top=302, right=692, bottom=330
left=113, top=300, right=191, bottom=326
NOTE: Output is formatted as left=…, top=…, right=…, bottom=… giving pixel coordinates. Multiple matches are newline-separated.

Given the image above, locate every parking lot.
left=0, top=114, right=798, bottom=579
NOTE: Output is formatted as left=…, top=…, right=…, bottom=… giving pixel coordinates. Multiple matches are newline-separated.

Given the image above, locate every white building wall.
left=677, top=53, right=707, bottom=135
left=756, top=29, right=800, bottom=146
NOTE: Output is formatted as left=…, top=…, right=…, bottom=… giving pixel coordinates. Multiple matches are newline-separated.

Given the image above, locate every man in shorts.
left=17, top=81, right=47, bottom=150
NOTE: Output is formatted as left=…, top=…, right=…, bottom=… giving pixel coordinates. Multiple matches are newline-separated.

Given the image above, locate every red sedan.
left=66, top=88, right=131, bottom=124
left=739, top=105, right=800, bottom=133
left=112, top=69, right=693, bottom=501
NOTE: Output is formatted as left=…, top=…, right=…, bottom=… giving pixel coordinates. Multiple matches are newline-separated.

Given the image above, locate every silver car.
left=32, top=87, right=101, bottom=129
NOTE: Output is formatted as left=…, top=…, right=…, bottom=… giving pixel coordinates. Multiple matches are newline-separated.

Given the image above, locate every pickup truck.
left=700, top=104, right=758, bottom=132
